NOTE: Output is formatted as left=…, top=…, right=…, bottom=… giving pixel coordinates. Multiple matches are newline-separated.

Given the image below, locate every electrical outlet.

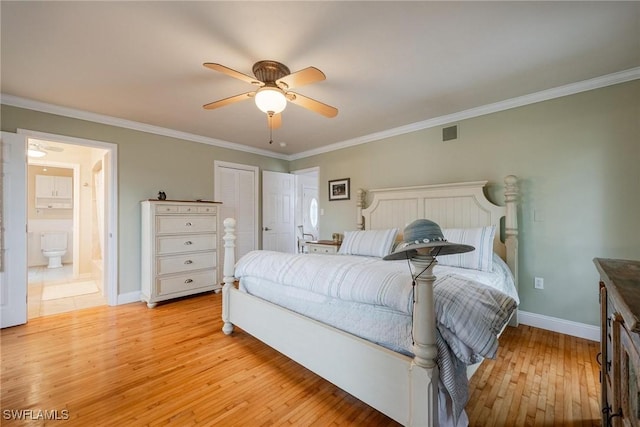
left=534, top=277, right=544, bottom=290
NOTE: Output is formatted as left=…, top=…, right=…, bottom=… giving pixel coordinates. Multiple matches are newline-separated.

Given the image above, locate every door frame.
left=17, top=129, right=119, bottom=306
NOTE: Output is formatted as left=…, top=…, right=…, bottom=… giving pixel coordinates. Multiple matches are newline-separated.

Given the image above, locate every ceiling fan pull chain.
left=268, top=112, right=274, bottom=144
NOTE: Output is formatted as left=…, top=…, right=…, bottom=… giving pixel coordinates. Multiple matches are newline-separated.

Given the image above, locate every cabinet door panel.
left=35, top=175, right=55, bottom=197
left=621, top=328, right=640, bottom=427
left=55, top=176, right=72, bottom=198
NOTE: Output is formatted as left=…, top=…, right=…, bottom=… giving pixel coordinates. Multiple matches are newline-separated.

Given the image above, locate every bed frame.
left=221, top=176, right=519, bottom=426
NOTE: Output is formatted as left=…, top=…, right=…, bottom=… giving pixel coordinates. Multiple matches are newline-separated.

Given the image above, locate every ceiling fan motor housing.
left=252, top=60, right=291, bottom=85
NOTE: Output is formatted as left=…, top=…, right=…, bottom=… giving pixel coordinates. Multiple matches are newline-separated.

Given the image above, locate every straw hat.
left=383, top=219, right=474, bottom=260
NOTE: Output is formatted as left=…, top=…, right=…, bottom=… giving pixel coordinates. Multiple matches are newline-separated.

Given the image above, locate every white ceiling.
left=2, top=2, right=639, bottom=158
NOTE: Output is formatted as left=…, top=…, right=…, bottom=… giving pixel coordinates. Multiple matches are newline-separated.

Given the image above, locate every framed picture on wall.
left=328, top=178, right=350, bottom=201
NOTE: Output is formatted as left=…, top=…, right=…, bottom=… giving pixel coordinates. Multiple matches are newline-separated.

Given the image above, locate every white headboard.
left=356, top=176, right=519, bottom=291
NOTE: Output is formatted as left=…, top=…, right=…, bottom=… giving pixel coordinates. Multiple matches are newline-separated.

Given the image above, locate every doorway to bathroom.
left=26, top=138, right=111, bottom=318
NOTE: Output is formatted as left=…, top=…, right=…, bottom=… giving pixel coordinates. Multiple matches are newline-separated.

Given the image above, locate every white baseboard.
left=117, top=291, right=141, bottom=306
left=517, top=310, right=600, bottom=342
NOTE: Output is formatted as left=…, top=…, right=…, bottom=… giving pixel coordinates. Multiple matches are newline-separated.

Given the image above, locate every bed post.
left=408, top=253, right=439, bottom=426
left=504, top=175, right=519, bottom=326
left=356, top=188, right=365, bottom=230
left=221, top=217, right=236, bottom=335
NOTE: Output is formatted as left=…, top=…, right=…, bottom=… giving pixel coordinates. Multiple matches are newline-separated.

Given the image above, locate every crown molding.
left=3, top=66, right=638, bottom=163
left=290, top=67, right=640, bottom=160
left=0, top=94, right=289, bottom=161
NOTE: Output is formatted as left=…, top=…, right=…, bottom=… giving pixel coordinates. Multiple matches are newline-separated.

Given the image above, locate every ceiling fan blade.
left=276, top=67, right=325, bottom=90
left=203, top=92, right=255, bottom=110
left=268, top=113, right=282, bottom=130
left=287, top=92, right=338, bottom=118
left=203, top=63, right=263, bottom=86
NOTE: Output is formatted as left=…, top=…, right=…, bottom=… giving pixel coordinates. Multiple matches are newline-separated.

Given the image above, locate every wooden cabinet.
left=307, top=240, right=341, bottom=254
left=141, top=200, right=221, bottom=308
left=595, top=258, right=640, bottom=427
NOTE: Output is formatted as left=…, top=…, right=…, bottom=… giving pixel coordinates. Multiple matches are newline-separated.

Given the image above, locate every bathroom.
left=27, top=140, right=108, bottom=318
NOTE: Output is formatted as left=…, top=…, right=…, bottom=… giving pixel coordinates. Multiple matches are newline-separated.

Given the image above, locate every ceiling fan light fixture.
left=27, top=147, right=47, bottom=158
left=254, top=87, right=287, bottom=114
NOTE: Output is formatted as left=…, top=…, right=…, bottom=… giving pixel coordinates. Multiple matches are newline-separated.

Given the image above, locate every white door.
left=262, top=171, right=295, bottom=253
left=214, top=161, right=258, bottom=262
left=1, top=132, right=28, bottom=328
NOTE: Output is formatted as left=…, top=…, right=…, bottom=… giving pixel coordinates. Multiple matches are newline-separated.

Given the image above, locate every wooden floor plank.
left=1, top=293, right=600, bottom=426
left=468, top=324, right=600, bottom=427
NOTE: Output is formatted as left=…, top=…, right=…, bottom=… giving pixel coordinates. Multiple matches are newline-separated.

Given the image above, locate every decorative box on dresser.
left=141, top=200, right=222, bottom=308
left=595, top=258, right=640, bottom=427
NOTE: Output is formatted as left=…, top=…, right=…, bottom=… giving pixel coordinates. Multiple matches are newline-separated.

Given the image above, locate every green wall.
left=292, top=80, right=640, bottom=326
left=3, top=79, right=639, bottom=326
left=1, top=105, right=289, bottom=295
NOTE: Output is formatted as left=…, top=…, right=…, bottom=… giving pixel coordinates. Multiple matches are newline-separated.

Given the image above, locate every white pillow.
left=337, top=228, right=398, bottom=258
left=437, top=225, right=496, bottom=272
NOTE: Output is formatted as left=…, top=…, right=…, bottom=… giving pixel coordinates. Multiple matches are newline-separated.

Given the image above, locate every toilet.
left=41, top=231, right=68, bottom=269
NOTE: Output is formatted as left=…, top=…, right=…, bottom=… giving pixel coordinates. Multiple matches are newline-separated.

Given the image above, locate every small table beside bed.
left=220, top=176, right=520, bottom=427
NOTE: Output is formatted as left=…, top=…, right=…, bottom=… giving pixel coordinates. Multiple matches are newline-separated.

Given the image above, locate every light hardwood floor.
left=1, top=292, right=600, bottom=426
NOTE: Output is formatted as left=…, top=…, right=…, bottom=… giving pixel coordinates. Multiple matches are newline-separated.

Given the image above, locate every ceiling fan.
left=27, top=142, right=64, bottom=158
left=202, top=60, right=338, bottom=142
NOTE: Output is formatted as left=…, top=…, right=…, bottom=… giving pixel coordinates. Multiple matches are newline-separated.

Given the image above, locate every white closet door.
left=214, top=161, right=258, bottom=262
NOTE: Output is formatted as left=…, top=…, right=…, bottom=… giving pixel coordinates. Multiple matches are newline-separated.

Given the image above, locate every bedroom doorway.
left=1, top=130, right=117, bottom=327
left=27, top=146, right=108, bottom=318
left=293, top=167, right=319, bottom=252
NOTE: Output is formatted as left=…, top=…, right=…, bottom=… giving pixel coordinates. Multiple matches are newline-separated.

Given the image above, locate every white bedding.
left=234, top=250, right=518, bottom=422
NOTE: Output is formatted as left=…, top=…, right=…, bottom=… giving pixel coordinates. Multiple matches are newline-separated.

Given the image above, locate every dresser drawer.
left=157, top=252, right=216, bottom=275
left=156, top=234, right=216, bottom=255
left=157, top=269, right=217, bottom=296
left=308, top=244, right=339, bottom=254
left=198, top=206, right=217, bottom=214
left=155, top=204, right=180, bottom=214
left=156, top=215, right=216, bottom=234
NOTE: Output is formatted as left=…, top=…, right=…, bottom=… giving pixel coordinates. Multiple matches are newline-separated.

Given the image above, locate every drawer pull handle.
left=185, top=279, right=193, bottom=284
left=184, top=241, right=193, bottom=245
left=185, top=222, right=192, bottom=226
left=184, top=260, right=193, bottom=264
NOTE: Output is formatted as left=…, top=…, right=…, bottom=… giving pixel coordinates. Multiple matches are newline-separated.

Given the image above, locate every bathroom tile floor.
left=28, top=265, right=107, bottom=319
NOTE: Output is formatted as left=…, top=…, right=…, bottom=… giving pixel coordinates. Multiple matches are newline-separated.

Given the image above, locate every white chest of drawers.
left=141, top=200, right=221, bottom=308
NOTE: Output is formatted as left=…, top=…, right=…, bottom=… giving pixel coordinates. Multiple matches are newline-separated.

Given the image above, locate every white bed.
left=220, top=176, right=520, bottom=427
